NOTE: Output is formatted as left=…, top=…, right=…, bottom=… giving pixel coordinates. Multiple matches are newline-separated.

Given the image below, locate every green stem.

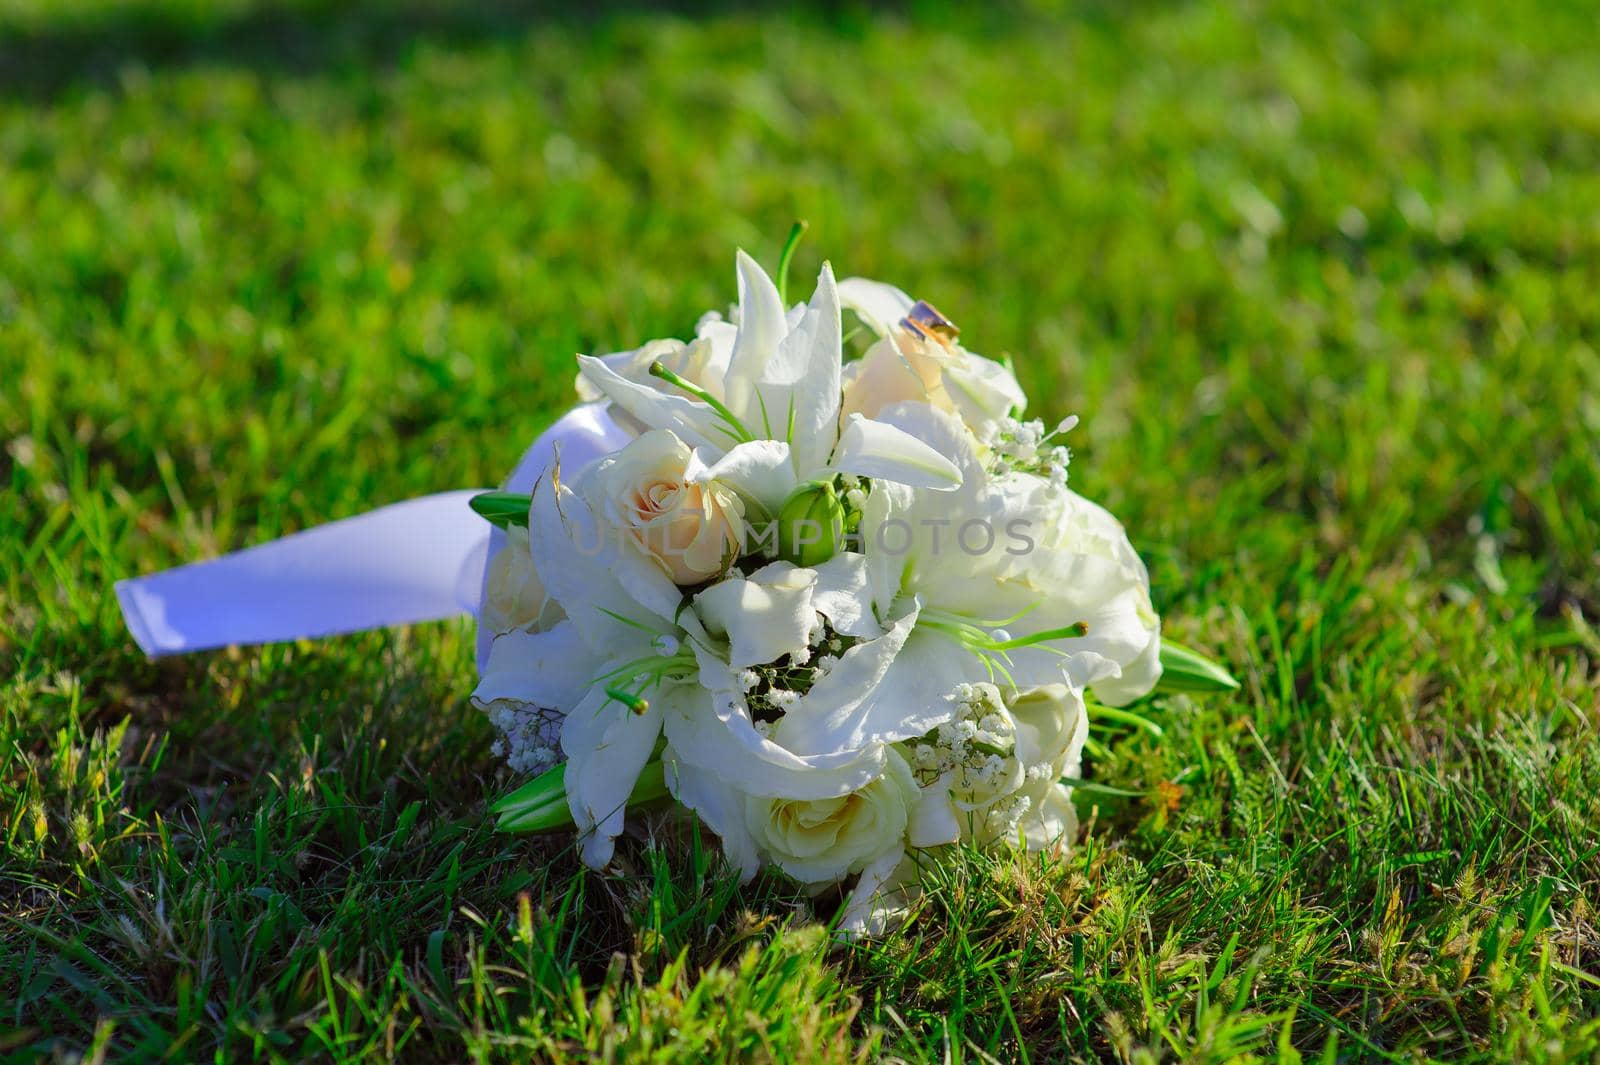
left=648, top=361, right=754, bottom=442
left=776, top=219, right=808, bottom=305
left=605, top=687, right=651, bottom=715
left=991, top=621, right=1089, bottom=650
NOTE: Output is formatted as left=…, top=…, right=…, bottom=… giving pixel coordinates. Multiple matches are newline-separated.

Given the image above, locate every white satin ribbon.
left=116, top=403, right=631, bottom=658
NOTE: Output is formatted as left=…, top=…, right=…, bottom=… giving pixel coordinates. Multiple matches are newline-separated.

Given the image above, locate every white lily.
left=474, top=616, right=685, bottom=867
left=636, top=553, right=917, bottom=877
left=576, top=253, right=963, bottom=504
left=659, top=674, right=890, bottom=882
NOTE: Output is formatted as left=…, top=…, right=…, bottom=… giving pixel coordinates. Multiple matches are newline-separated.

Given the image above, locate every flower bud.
left=775, top=479, right=845, bottom=567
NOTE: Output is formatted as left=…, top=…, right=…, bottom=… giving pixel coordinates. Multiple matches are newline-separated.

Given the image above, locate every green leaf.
left=489, top=761, right=566, bottom=815
left=469, top=491, right=533, bottom=529
left=497, top=795, right=574, bottom=833
left=1156, top=640, right=1240, bottom=694
left=494, top=759, right=672, bottom=834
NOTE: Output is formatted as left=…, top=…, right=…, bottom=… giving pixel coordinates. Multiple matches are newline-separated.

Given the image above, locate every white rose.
left=745, top=748, right=918, bottom=885
left=481, top=525, right=558, bottom=635
left=840, top=334, right=941, bottom=421
left=1008, top=684, right=1090, bottom=778
left=591, top=429, right=744, bottom=585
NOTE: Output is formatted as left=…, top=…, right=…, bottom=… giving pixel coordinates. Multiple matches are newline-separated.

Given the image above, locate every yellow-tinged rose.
left=594, top=429, right=744, bottom=585
left=837, top=281, right=1026, bottom=435
left=840, top=333, right=947, bottom=422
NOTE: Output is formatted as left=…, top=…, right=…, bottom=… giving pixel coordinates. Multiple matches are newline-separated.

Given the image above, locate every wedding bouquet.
left=115, top=230, right=1233, bottom=935
left=467, top=233, right=1237, bottom=932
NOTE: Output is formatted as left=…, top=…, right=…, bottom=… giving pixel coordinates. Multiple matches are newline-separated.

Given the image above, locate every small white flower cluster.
left=743, top=621, right=853, bottom=723
left=484, top=700, right=562, bottom=776
left=840, top=473, right=868, bottom=514
left=979, top=791, right=1035, bottom=841
left=902, top=682, right=1074, bottom=847
left=981, top=414, right=1078, bottom=487
left=907, top=683, right=1018, bottom=789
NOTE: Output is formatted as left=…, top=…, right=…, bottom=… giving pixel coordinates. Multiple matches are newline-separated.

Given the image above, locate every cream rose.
left=481, top=525, right=558, bottom=635
left=592, top=429, right=744, bottom=585
left=837, top=280, right=1025, bottom=436
left=745, top=748, right=917, bottom=885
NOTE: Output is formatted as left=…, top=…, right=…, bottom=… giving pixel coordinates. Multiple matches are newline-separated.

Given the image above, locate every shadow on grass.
left=0, top=0, right=1166, bottom=102
left=0, top=0, right=902, bottom=102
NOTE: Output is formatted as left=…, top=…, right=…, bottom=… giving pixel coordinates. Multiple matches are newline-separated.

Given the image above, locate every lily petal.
left=872, top=400, right=985, bottom=489
left=759, top=262, right=842, bottom=473
left=723, top=250, right=787, bottom=423
left=907, top=773, right=961, bottom=848
left=472, top=621, right=602, bottom=710
left=663, top=741, right=762, bottom=881
left=698, top=439, right=797, bottom=514
left=830, top=624, right=970, bottom=747
left=859, top=479, right=912, bottom=618
left=575, top=354, right=729, bottom=452
left=668, top=655, right=886, bottom=799
left=561, top=683, right=664, bottom=869
left=837, top=277, right=915, bottom=337
left=810, top=552, right=883, bottom=639
left=692, top=562, right=817, bottom=669
left=836, top=847, right=915, bottom=939
left=942, top=353, right=1027, bottom=424
left=775, top=602, right=921, bottom=755
left=830, top=413, right=962, bottom=490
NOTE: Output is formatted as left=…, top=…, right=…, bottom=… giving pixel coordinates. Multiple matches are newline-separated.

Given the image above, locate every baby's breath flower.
left=910, top=683, right=1018, bottom=788
left=484, top=700, right=562, bottom=776
left=984, top=413, right=1078, bottom=484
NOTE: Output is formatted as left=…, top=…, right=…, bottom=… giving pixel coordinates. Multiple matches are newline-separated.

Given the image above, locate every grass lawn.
left=3, top=0, right=1599, bottom=1060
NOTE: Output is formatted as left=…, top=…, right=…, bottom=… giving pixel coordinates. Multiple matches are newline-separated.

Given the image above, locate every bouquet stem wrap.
left=114, top=404, right=629, bottom=660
